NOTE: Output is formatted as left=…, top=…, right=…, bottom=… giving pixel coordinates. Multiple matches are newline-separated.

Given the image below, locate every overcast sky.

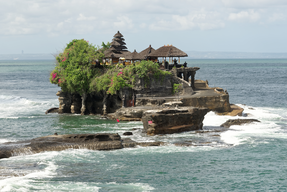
left=1, top=0, right=287, bottom=54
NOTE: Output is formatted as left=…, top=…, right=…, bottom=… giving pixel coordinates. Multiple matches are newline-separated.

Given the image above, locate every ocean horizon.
left=1, top=51, right=287, bottom=61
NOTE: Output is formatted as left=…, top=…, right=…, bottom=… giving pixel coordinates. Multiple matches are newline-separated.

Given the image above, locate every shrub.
left=90, top=60, right=172, bottom=95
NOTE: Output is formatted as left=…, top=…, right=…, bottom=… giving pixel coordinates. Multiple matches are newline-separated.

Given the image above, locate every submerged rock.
left=220, top=119, right=261, bottom=128
left=121, top=138, right=164, bottom=148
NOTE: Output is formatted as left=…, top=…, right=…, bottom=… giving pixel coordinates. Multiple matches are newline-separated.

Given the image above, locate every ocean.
left=0, top=59, right=287, bottom=191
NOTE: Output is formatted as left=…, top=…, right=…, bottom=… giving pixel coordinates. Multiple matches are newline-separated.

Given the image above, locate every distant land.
left=1, top=52, right=287, bottom=60
left=0, top=53, right=55, bottom=60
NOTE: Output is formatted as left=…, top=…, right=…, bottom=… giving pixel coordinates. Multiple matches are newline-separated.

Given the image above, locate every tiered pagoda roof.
left=104, top=32, right=188, bottom=61
left=104, top=31, right=129, bottom=58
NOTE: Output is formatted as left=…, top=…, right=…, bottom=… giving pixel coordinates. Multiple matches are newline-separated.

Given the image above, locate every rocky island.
left=48, top=31, right=235, bottom=134
left=0, top=31, right=247, bottom=159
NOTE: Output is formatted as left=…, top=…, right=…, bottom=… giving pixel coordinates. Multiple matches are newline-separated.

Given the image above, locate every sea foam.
left=0, top=94, right=57, bottom=119
left=212, top=104, right=287, bottom=146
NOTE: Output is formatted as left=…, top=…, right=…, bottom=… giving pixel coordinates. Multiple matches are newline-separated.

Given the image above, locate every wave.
left=203, top=104, right=287, bottom=146
left=0, top=139, right=13, bottom=144
left=0, top=94, right=58, bottom=119
left=0, top=149, right=154, bottom=191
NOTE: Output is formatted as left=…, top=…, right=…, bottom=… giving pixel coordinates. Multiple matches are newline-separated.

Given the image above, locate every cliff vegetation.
left=50, top=39, right=171, bottom=114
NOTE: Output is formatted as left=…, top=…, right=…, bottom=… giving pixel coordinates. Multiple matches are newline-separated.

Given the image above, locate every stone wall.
left=133, top=74, right=180, bottom=97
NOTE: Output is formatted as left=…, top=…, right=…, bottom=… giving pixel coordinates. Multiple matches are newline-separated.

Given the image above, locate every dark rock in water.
left=121, top=138, right=164, bottom=148
left=123, top=132, right=133, bottom=136
left=142, top=107, right=209, bottom=135
left=0, top=133, right=165, bottom=159
left=137, top=142, right=163, bottom=147
left=45, top=107, right=59, bottom=114
left=0, top=133, right=122, bottom=159
left=220, top=119, right=260, bottom=128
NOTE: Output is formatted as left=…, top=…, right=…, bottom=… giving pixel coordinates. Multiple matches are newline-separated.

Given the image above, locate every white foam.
left=0, top=94, right=58, bottom=119
left=0, top=139, right=11, bottom=144
left=208, top=104, right=287, bottom=146
left=0, top=161, right=57, bottom=191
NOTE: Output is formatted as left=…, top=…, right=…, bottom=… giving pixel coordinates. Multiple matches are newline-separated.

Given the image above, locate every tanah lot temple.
left=103, top=31, right=198, bottom=89
left=104, top=31, right=187, bottom=66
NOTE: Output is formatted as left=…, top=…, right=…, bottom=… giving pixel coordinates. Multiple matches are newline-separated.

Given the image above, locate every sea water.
left=0, top=59, right=287, bottom=191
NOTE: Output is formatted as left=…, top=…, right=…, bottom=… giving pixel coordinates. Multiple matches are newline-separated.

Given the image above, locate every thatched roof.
left=113, top=31, right=123, bottom=38
left=125, top=50, right=142, bottom=60
left=110, top=40, right=126, bottom=46
left=149, top=45, right=188, bottom=57
left=138, top=45, right=156, bottom=59
left=104, top=50, right=130, bottom=59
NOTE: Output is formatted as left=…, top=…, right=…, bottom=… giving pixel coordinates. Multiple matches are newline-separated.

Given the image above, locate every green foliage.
left=101, top=42, right=111, bottom=50
left=50, top=41, right=171, bottom=96
left=173, top=83, right=183, bottom=94
left=50, top=39, right=105, bottom=95
left=90, top=60, right=171, bottom=95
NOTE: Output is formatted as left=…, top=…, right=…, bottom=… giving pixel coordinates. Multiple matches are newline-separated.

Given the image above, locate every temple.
left=103, top=31, right=198, bottom=89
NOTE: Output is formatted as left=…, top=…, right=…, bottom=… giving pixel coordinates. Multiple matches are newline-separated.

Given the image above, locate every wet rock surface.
left=220, top=119, right=261, bottom=128
left=45, top=107, right=59, bottom=114
left=0, top=134, right=122, bottom=159
left=142, top=107, right=209, bottom=135
left=0, top=133, right=166, bottom=159
left=123, top=132, right=133, bottom=136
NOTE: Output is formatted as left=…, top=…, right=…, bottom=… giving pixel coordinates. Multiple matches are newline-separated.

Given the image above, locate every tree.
left=50, top=39, right=108, bottom=115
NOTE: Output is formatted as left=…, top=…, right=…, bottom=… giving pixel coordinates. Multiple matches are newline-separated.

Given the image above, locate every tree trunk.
left=81, top=92, right=87, bottom=115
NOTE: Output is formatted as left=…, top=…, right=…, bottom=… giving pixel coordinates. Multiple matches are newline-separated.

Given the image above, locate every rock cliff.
left=141, top=107, right=209, bottom=135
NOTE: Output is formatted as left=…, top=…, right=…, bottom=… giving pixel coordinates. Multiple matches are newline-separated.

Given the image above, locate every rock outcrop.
left=0, top=133, right=164, bottom=159
left=220, top=119, right=261, bottom=128
left=141, top=107, right=209, bottom=135
left=0, top=133, right=122, bottom=159
left=216, top=104, right=244, bottom=116
left=181, top=89, right=231, bottom=113
left=45, top=107, right=59, bottom=114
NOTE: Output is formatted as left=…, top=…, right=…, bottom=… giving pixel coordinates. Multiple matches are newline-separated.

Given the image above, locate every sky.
left=1, top=0, right=287, bottom=55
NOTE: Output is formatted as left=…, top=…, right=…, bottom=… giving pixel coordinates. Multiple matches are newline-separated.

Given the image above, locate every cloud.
left=221, top=0, right=287, bottom=8
left=268, top=13, right=285, bottom=22
left=77, top=14, right=96, bottom=21
left=0, top=0, right=287, bottom=37
left=228, top=10, right=261, bottom=22
left=113, top=16, right=133, bottom=30
left=150, top=11, right=225, bottom=31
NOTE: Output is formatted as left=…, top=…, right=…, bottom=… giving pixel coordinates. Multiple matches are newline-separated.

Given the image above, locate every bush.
left=90, top=60, right=171, bottom=95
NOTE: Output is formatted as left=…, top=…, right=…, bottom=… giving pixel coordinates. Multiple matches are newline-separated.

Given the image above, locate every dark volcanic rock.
left=45, top=107, right=59, bottom=114
left=123, top=132, right=133, bottom=136
left=121, top=138, right=164, bottom=148
left=0, top=133, right=166, bottom=159
left=220, top=119, right=260, bottom=128
left=142, top=107, right=209, bottom=135
left=0, top=133, right=122, bottom=159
